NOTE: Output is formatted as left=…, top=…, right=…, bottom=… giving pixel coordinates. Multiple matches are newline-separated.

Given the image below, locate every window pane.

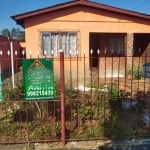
left=133, top=33, right=150, bottom=56
left=61, top=33, right=69, bottom=56
left=52, top=33, right=59, bottom=56
left=42, top=34, right=51, bottom=55
left=69, top=33, right=77, bottom=55
left=42, top=32, right=77, bottom=56
left=108, top=35, right=124, bottom=56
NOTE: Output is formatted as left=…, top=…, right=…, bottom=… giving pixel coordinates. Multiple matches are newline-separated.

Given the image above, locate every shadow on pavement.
left=98, top=137, right=150, bottom=150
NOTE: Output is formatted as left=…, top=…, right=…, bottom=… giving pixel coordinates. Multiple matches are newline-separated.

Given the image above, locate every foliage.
left=78, top=103, right=91, bottom=123
left=71, top=84, right=134, bottom=138
left=94, top=90, right=110, bottom=121
left=10, top=28, right=25, bottom=40
left=0, top=28, right=25, bottom=40
left=65, top=87, right=80, bottom=99
left=0, top=121, right=25, bottom=139
left=0, top=77, right=147, bottom=141
left=109, top=86, right=122, bottom=113
left=102, top=121, right=135, bottom=138
left=71, top=125, right=100, bottom=139
left=29, top=122, right=60, bottom=140
left=53, top=79, right=61, bottom=99
left=85, top=126, right=101, bottom=138
left=127, top=64, right=142, bottom=79
left=0, top=118, right=61, bottom=141
left=0, top=28, right=10, bottom=38
left=3, top=82, right=24, bottom=101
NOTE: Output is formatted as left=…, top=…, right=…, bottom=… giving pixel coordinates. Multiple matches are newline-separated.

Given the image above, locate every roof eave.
left=11, top=0, right=150, bottom=28
left=83, top=0, right=150, bottom=21
left=11, top=0, right=79, bottom=27
left=11, top=16, right=25, bottom=28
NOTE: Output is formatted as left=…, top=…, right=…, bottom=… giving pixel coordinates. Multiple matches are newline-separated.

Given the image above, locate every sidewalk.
left=0, top=140, right=111, bottom=150
left=0, top=138, right=150, bottom=150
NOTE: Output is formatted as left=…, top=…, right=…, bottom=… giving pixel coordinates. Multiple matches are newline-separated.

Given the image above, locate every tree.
left=10, top=28, right=25, bottom=40
left=1, top=28, right=11, bottom=39
left=18, top=31, right=25, bottom=41
left=10, top=28, right=18, bottom=39
left=0, top=28, right=25, bottom=41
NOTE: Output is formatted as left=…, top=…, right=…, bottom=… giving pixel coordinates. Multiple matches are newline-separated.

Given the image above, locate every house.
left=12, top=0, right=150, bottom=81
left=0, top=35, right=23, bottom=79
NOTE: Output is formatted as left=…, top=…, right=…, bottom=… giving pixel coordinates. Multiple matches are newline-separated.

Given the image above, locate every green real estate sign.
left=22, top=59, right=55, bottom=100
left=0, top=72, right=2, bottom=101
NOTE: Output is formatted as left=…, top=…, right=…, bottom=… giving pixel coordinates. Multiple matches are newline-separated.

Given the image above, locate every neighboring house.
left=0, top=35, right=23, bottom=79
left=12, top=0, right=150, bottom=79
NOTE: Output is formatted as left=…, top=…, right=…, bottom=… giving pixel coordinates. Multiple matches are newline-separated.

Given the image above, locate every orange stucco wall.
left=23, top=6, right=150, bottom=81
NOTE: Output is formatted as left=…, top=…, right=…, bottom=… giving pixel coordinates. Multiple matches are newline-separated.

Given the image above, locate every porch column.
left=126, top=33, right=134, bottom=68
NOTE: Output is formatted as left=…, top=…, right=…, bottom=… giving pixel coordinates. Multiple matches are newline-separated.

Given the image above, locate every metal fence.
left=0, top=49, right=150, bottom=144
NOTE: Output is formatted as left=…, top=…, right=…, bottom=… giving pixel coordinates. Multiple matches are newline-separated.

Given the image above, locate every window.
left=41, top=32, right=77, bottom=56
left=108, top=35, right=125, bottom=56
left=133, top=33, right=150, bottom=56
left=98, top=34, right=125, bottom=56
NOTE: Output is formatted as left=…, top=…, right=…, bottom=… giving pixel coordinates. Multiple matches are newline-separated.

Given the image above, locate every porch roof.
left=12, top=0, right=150, bottom=28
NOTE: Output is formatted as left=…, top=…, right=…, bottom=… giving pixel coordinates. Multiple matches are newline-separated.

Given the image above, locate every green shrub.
left=127, top=64, right=142, bottom=79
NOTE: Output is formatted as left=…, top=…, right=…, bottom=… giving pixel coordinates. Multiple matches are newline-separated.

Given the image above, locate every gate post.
left=60, top=50, right=66, bottom=145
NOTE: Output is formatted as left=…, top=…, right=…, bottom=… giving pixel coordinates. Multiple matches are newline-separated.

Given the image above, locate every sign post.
left=22, top=59, right=54, bottom=100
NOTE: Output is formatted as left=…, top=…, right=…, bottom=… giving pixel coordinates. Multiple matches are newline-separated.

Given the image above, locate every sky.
left=0, top=0, right=150, bottom=31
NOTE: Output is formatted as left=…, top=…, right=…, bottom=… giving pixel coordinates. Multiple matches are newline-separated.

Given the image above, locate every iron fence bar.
left=143, top=51, right=147, bottom=102
left=26, top=102, right=30, bottom=143
left=90, top=50, right=93, bottom=101
left=69, top=53, right=72, bottom=96
left=76, top=53, right=80, bottom=127
left=4, top=102, right=8, bottom=141
left=76, top=51, right=79, bottom=98
left=97, top=49, right=100, bottom=121
left=131, top=55, right=133, bottom=103
left=54, top=100, right=56, bottom=121
left=69, top=54, right=72, bottom=122
left=104, top=49, right=107, bottom=85
left=117, top=54, right=120, bottom=96
left=97, top=49, right=100, bottom=90
left=69, top=53, right=73, bottom=122
left=103, top=50, right=107, bottom=136
left=83, top=51, right=86, bottom=96
left=60, top=51, right=66, bottom=145
left=135, top=53, right=141, bottom=129
left=111, top=51, right=114, bottom=99
left=137, top=53, right=141, bottom=99
left=10, top=42, right=15, bottom=88
left=8, top=51, right=12, bottom=88
left=124, top=54, right=127, bottom=102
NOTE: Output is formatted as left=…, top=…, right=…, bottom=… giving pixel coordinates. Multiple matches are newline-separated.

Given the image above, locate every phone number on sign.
left=27, top=90, right=54, bottom=97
